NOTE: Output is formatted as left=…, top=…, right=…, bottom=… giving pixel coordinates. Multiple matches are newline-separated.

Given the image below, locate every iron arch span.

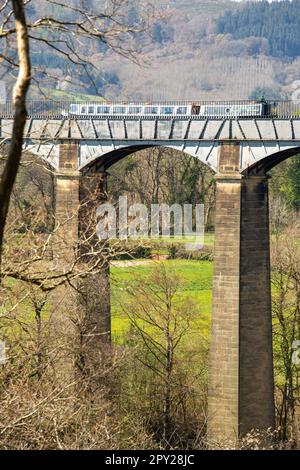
left=243, top=145, right=300, bottom=176
left=20, top=140, right=300, bottom=176
left=79, top=143, right=218, bottom=174
left=78, top=141, right=218, bottom=174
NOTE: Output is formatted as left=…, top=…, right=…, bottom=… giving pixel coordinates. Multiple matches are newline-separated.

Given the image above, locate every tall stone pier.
left=51, top=142, right=81, bottom=382
left=207, top=142, right=275, bottom=448
left=54, top=142, right=80, bottom=260
left=78, top=168, right=111, bottom=351
left=53, top=142, right=111, bottom=383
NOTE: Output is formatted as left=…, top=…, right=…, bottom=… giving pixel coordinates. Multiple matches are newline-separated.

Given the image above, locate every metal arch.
left=78, top=141, right=219, bottom=173
left=241, top=144, right=300, bottom=175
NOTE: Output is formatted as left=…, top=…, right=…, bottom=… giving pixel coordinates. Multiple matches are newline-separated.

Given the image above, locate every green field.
left=110, top=259, right=213, bottom=343
left=141, top=232, right=215, bottom=247
left=29, top=86, right=105, bottom=102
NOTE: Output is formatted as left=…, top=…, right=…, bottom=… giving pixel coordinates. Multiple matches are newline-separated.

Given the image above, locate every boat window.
left=69, top=104, right=77, bottom=113
left=161, top=106, right=173, bottom=115
left=128, top=107, right=142, bottom=114
left=88, top=106, right=94, bottom=114
left=113, top=106, right=126, bottom=114
left=177, top=106, right=187, bottom=115
left=204, top=106, right=223, bottom=115
left=81, top=106, right=87, bottom=114
left=96, top=106, right=110, bottom=114
left=144, top=106, right=158, bottom=115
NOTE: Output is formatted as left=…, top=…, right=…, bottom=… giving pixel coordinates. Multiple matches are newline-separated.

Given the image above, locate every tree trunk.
left=0, top=0, right=31, bottom=267
left=163, top=303, right=173, bottom=448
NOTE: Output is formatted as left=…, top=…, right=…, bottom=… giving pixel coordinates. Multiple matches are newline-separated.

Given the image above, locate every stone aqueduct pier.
left=2, top=108, right=300, bottom=445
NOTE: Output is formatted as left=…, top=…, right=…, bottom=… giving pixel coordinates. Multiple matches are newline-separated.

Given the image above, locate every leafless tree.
left=0, top=0, right=155, bottom=264
left=0, top=155, right=162, bottom=449
left=109, top=147, right=216, bottom=228
left=269, top=193, right=294, bottom=239
left=0, top=158, right=140, bottom=389
left=117, top=263, right=208, bottom=448
left=0, top=0, right=31, bottom=268
left=271, top=223, right=300, bottom=445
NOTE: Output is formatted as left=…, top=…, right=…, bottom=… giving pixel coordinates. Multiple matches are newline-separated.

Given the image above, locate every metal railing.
left=0, top=100, right=69, bottom=118
left=1, top=100, right=300, bottom=118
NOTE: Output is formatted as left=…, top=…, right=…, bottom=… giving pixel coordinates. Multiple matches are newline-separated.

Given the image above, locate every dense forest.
left=4, top=1, right=300, bottom=101
left=217, top=0, right=300, bottom=59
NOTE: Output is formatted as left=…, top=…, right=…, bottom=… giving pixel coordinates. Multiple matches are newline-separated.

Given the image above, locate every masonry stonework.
left=54, top=142, right=80, bottom=260
left=50, top=143, right=81, bottom=384
left=207, top=143, right=275, bottom=448
left=54, top=143, right=111, bottom=354
left=208, top=172, right=242, bottom=446
left=239, top=175, right=275, bottom=435
left=79, top=169, right=111, bottom=348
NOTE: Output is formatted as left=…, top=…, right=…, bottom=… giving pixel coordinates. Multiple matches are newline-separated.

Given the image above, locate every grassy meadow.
left=110, top=259, right=213, bottom=345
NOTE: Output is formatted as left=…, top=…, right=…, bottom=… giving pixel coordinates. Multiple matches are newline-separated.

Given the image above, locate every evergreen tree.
left=217, top=0, right=300, bottom=59
left=286, top=157, right=300, bottom=210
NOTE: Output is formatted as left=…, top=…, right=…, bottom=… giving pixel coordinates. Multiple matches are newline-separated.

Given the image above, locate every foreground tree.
left=0, top=0, right=153, bottom=262
left=0, top=0, right=31, bottom=266
left=116, top=263, right=208, bottom=448
left=272, top=223, right=300, bottom=445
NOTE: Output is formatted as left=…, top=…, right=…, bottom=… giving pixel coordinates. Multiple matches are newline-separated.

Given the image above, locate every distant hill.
left=29, top=87, right=105, bottom=102
left=216, top=0, right=300, bottom=59
left=96, top=0, right=283, bottom=101
left=2, top=0, right=300, bottom=102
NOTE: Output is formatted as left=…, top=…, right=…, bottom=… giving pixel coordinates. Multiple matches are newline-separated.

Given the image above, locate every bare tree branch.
left=0, top=0, right=31, bottom=270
